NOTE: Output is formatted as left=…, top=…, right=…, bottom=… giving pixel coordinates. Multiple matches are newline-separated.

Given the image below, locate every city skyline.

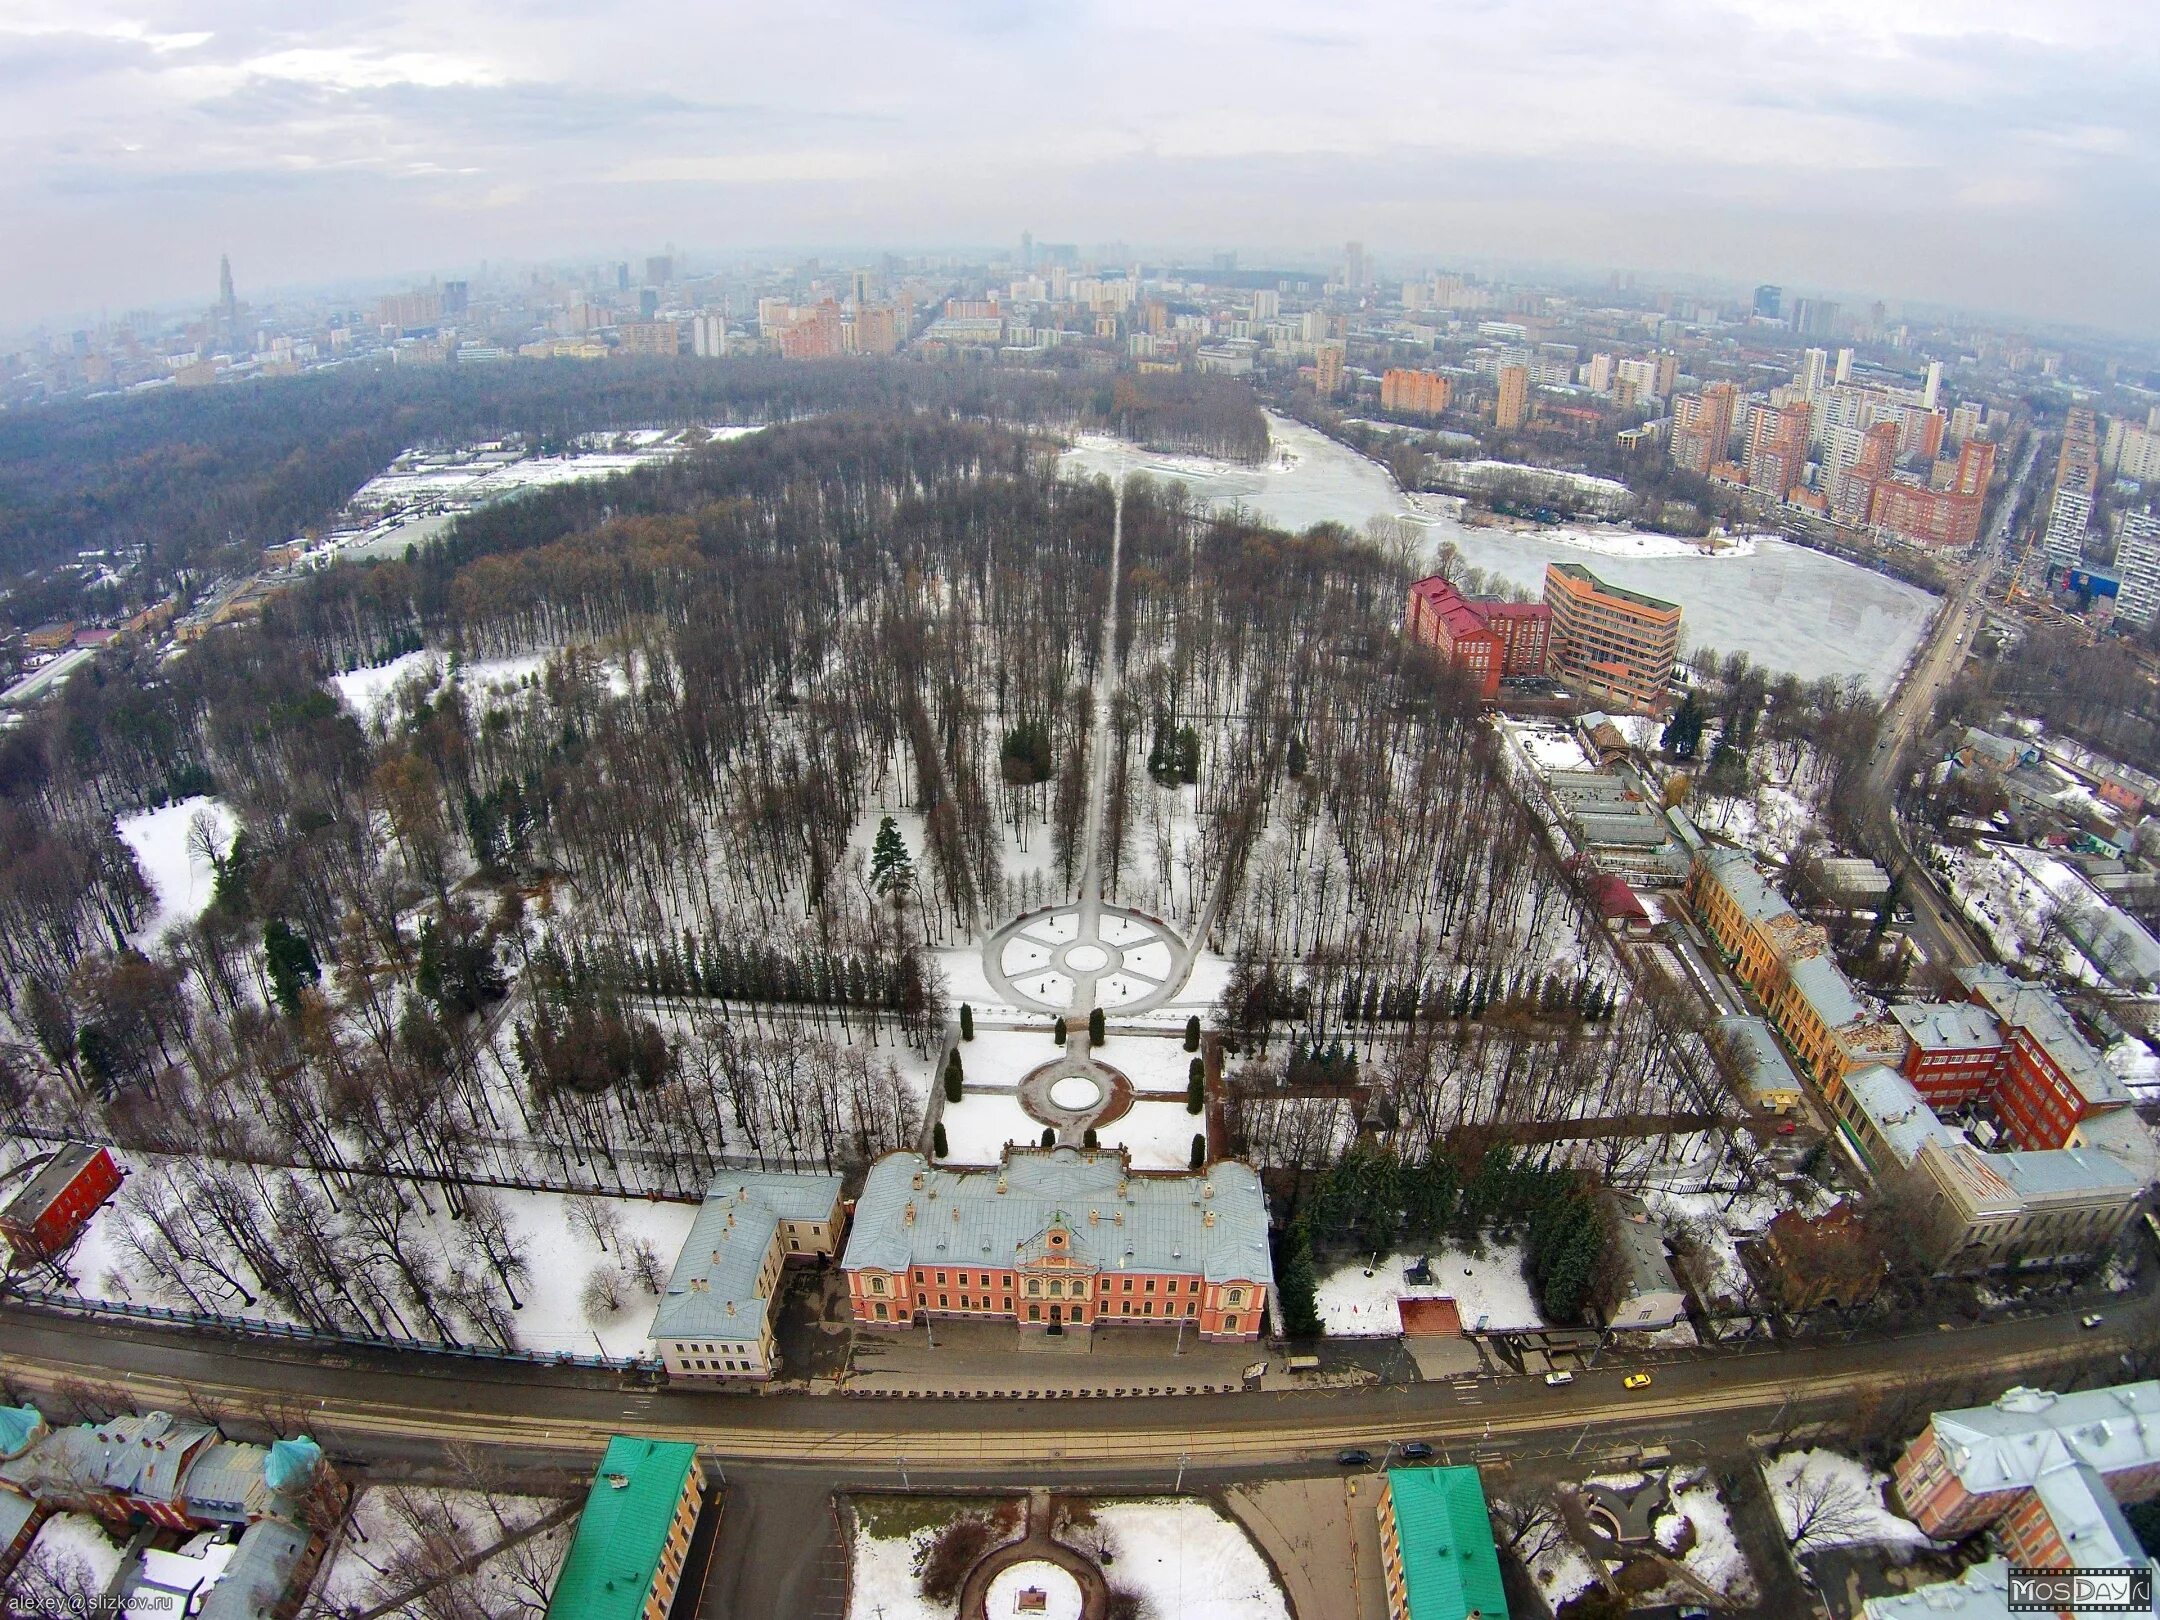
left=1, top=0, right=2156, bottom=335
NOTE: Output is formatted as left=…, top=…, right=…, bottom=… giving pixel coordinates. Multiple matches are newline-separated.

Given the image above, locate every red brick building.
left=1405, top=576, right=1550, bottom=700
left=1890, top=1002, right=2004, bottom=1108
left=1961, top=966, right=2130, bottom=1150
left=0, top=1144, right=123, bottom=1262
left=842, top=1148, right=1274, bottom=1342
left=1894, top=1382, right=2160, bottom=1562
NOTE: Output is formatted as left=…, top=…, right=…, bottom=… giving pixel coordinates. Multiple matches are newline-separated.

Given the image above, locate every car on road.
left=1400, top=1441, right=1434, bottom=1461
left=2082, top=1313, right=2106, bottom=1330
left=1544, top=1370, right=1575, bottom=1386
left=1624, top=1372, right=1653, bottom=1390
left=1775, top=1121, right=1798, bottom=1135
left=1336, top=1447, right=1373, bottom=1468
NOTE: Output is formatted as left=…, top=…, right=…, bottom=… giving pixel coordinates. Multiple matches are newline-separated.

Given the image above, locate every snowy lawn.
left=1528, top=1535, right=1600, bottom=1610
left=322, top=1486, right=573, bottom=1617
left=45, top=1148, right=698, bottom=1360
left=116, top=796, right=238, bottom=946
left=987, top=1560, right=1081, bottom=1620
left=1314, top=1244, right=1546, bottom=1337
left=1762, top=1450, right=1930, bottom=1553
left=2110, top=1038, right=2160, bottom=1103
left=1093, top=1498, right=1288, bottom=1620
left=939, top=1090, right=1046, bottom=1163
left=27, top=1513, right=127, bottom=1592
left=1100, top=1100, right=1206, bottom=1171
left=951, top=1027, right=1068, bottom=1086
left=1098, top=1035, right=1202, bottom=1095
left=1657, top=1475, right=1757, bottom=1603
left=330, top=650, right=439, bottom=726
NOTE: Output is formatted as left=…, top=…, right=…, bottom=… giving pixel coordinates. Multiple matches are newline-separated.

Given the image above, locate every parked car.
left=2082, top=1313, right=2106, bottom=1329
left=1624, top=1372, right=1653, bottom=1389
left=1544, top=1370, right=1576, bottom=1387
left=1776, top=1121, right=1799, bottom=1135
left=1336, top=1447, right=1373, bottom=1468
left=1399, top=1441, right=1434, bottom=1461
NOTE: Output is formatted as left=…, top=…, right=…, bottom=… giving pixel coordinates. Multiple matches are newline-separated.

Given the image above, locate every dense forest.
left=0, top=357, right=1268, bottom=624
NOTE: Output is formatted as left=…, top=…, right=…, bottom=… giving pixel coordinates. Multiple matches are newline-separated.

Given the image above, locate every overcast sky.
left=4, top=0, right=2156, bottom=335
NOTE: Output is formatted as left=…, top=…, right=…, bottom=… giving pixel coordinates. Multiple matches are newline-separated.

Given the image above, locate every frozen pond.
left=1061, top=413, right=1938, bottom=692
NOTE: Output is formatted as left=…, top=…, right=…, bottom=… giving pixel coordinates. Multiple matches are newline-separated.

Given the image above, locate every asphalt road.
left=3, top=1281, right=2143, bottom=1483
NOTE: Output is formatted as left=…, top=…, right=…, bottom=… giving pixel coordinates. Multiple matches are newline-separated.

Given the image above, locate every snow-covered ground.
left=1102, top=1100, right=1205, bottom=1171
left=330, top=649, right=554, bottom=730
left=1659, top=1475, right=1757, bottom=1603
left=1314, top=1244, right=1546, bottom=1336
left=26, top=1512, right=127, bottom=1592
left=1065, top=414, right=1933, bottom=688
left=1691, top=781, right=1816, bottom=867
left=115, top=795, right=238, bottom=946
left=43, top=1149, right=698, bottom=1360
left=2109, top=1038, right=2160, bottom=1103
left=845, top=1518, right=941, bottom=1620
left=938, top=1090, right=1046, bottom=1163
left=1529, top=1535, right=1600, bottom=1610
left=1099, top=1035, right=1201, bottom=1094
left=1762, top=1450, right=1930, bottom=1553
left=987, top=1560, right=1082, bottom=1620
left=1093, top=1499, right=1289, bottom=1620
left=321, top=1486, right=573, bottom=1618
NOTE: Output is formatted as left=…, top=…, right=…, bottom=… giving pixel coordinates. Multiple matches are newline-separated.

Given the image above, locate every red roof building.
left=0, top=1144, right=123, bottom=1263
left=1405, top=577, right=1551, bottom=699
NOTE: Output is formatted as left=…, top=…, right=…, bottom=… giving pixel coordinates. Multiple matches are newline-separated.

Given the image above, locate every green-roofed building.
left=1378, top=1466, right=1509, bottom=1620
left=546, top=1436, right=705, bottom=1620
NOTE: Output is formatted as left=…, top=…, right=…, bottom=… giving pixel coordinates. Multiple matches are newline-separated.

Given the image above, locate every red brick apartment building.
left=0, top=1143, right=123, bottom=1261
left=1405, top=576, right=1550, bottom=700
left=1959, top=965, right=2132, bottom=1150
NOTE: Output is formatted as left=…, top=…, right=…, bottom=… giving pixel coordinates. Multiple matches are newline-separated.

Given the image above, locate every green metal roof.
left=1386, top=1466, right=1509, bottom=1620
left=546, top=1435, right=700, bottom=1620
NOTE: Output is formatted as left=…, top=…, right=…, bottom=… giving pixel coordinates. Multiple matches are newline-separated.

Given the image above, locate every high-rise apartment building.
left=1798, top=347, right=1829, bottom=399
left=852, top=304, right=900, bottom=356
left=1543, top=563, right=1681, bottom=711
left=1494, top=364, right=1528, bottom=431
left=1653, top=352, right=1680, bottom=399
left=1753, top=283, right=1783, bottom=320
left=1313, top=341, right=1346, bottom=397
left=1343, top=241, right=1366, bottom=291
left=2105, top=418, right=2160, bottom=484
left=1669, top=381, right=1739, bottom=478
left=1583, top=352, right=1614, bottom=393
left=691, top=313, right=727, bottom=359
left=1380, top=368, right=1452, bottom=418
left=779, top=300, right=844, bottom=360
left=1744, top=401, right=1813, bottom=498
left=644, top=255, right=674, bottom=286
left=1613, top=356, right=1661, bottom=402
left=2047, top=409, right=2102, bottom=568
left=2117, top=511, right=2160, bottom=627
left=1949, top=400, right=1985, bottom=445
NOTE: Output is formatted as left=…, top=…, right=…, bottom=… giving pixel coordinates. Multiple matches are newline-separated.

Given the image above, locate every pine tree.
left=1286, top=736, right=1309, bottom=778
left=1088, top=1007, right=1106, bottom=1047
left=1183, top=1015, right=1201, bottom=1052
left=1189, top=1132, right=1207, bottom=1169
left=1275, top=1221, right=1322, bottom=1336
left=944, top=1050, right=963, bottom=1102
left=1187, top=1062, right=1205, bottom=1115
left=1661, top=691, right=1707, bottom=760
left=960, top=1003, right=974, bottom=1040
left=1053, top=1015, right=1067, bottom=1046
left=932, top=1121, right=948, bottom=1158
left=1082, top=1127, right=1098, bottom=1149
left=869, top=815, right=915, bottom=896
left=264, top=920, right=320, bottom=1017
left=1041, top=1127, right=1056, bottom=1148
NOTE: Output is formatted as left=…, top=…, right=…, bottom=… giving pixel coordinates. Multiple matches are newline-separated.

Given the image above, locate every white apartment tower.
left=2116, top=511, right=2160, bottom=627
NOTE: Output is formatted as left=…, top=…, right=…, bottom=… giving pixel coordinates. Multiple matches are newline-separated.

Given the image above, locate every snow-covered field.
left=987, top=1560, right=1082, bottom=1620
left=26, top=1512, right=127, bottom=1591
left=330, top=649, right=553, bottom=730
left=1103, top=1100, right=1205, bottom=1171
left=116, top=795, right=237, bottom=945
left=1763, top=1450, right=1930, bottom=1553
left=42, top=1149, right=698, bottom=1360
left=1314, top=1244, right=1546, bottom=1336
left=938, top=1090, right=1045, bottom=1163
left=1659, top=1475, right=1757, bottom=1603
left=1529, top=1535, right=1600, bottom=1610
left=1094, top=1499, right=1289, bottom=1620
left=322, top=1486, right=573, bottom=1618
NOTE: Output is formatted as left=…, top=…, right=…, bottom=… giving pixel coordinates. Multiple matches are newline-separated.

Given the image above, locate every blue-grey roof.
left=1573, top=811, right=1672, bottom=848
left=1715, top=1015, right=1800, bottom=1099
left=844, top=1148, right=1274, bottom=1289
left=0, top=1493, right=34, bottom=1554
left=1700, top=847, right=1796, bottom=925
left=1841, top=1065, right=1954, bottom=1167
left=0, top=1413, right=215, bottom=1506
left=1958, top=966, right=2128, bottom=1108
left=196, top=1518, right=310, bottom=1620
left=180, top=1443, right=269, bottom=1525
left=1995, top=1147, right=2146, bottom=1203
left=649, top=1171, right=844, bottom=1342
left=1787, top=953, right=1866, bottom=1030
left=1890, top=1002, right=2001, bottom=1052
